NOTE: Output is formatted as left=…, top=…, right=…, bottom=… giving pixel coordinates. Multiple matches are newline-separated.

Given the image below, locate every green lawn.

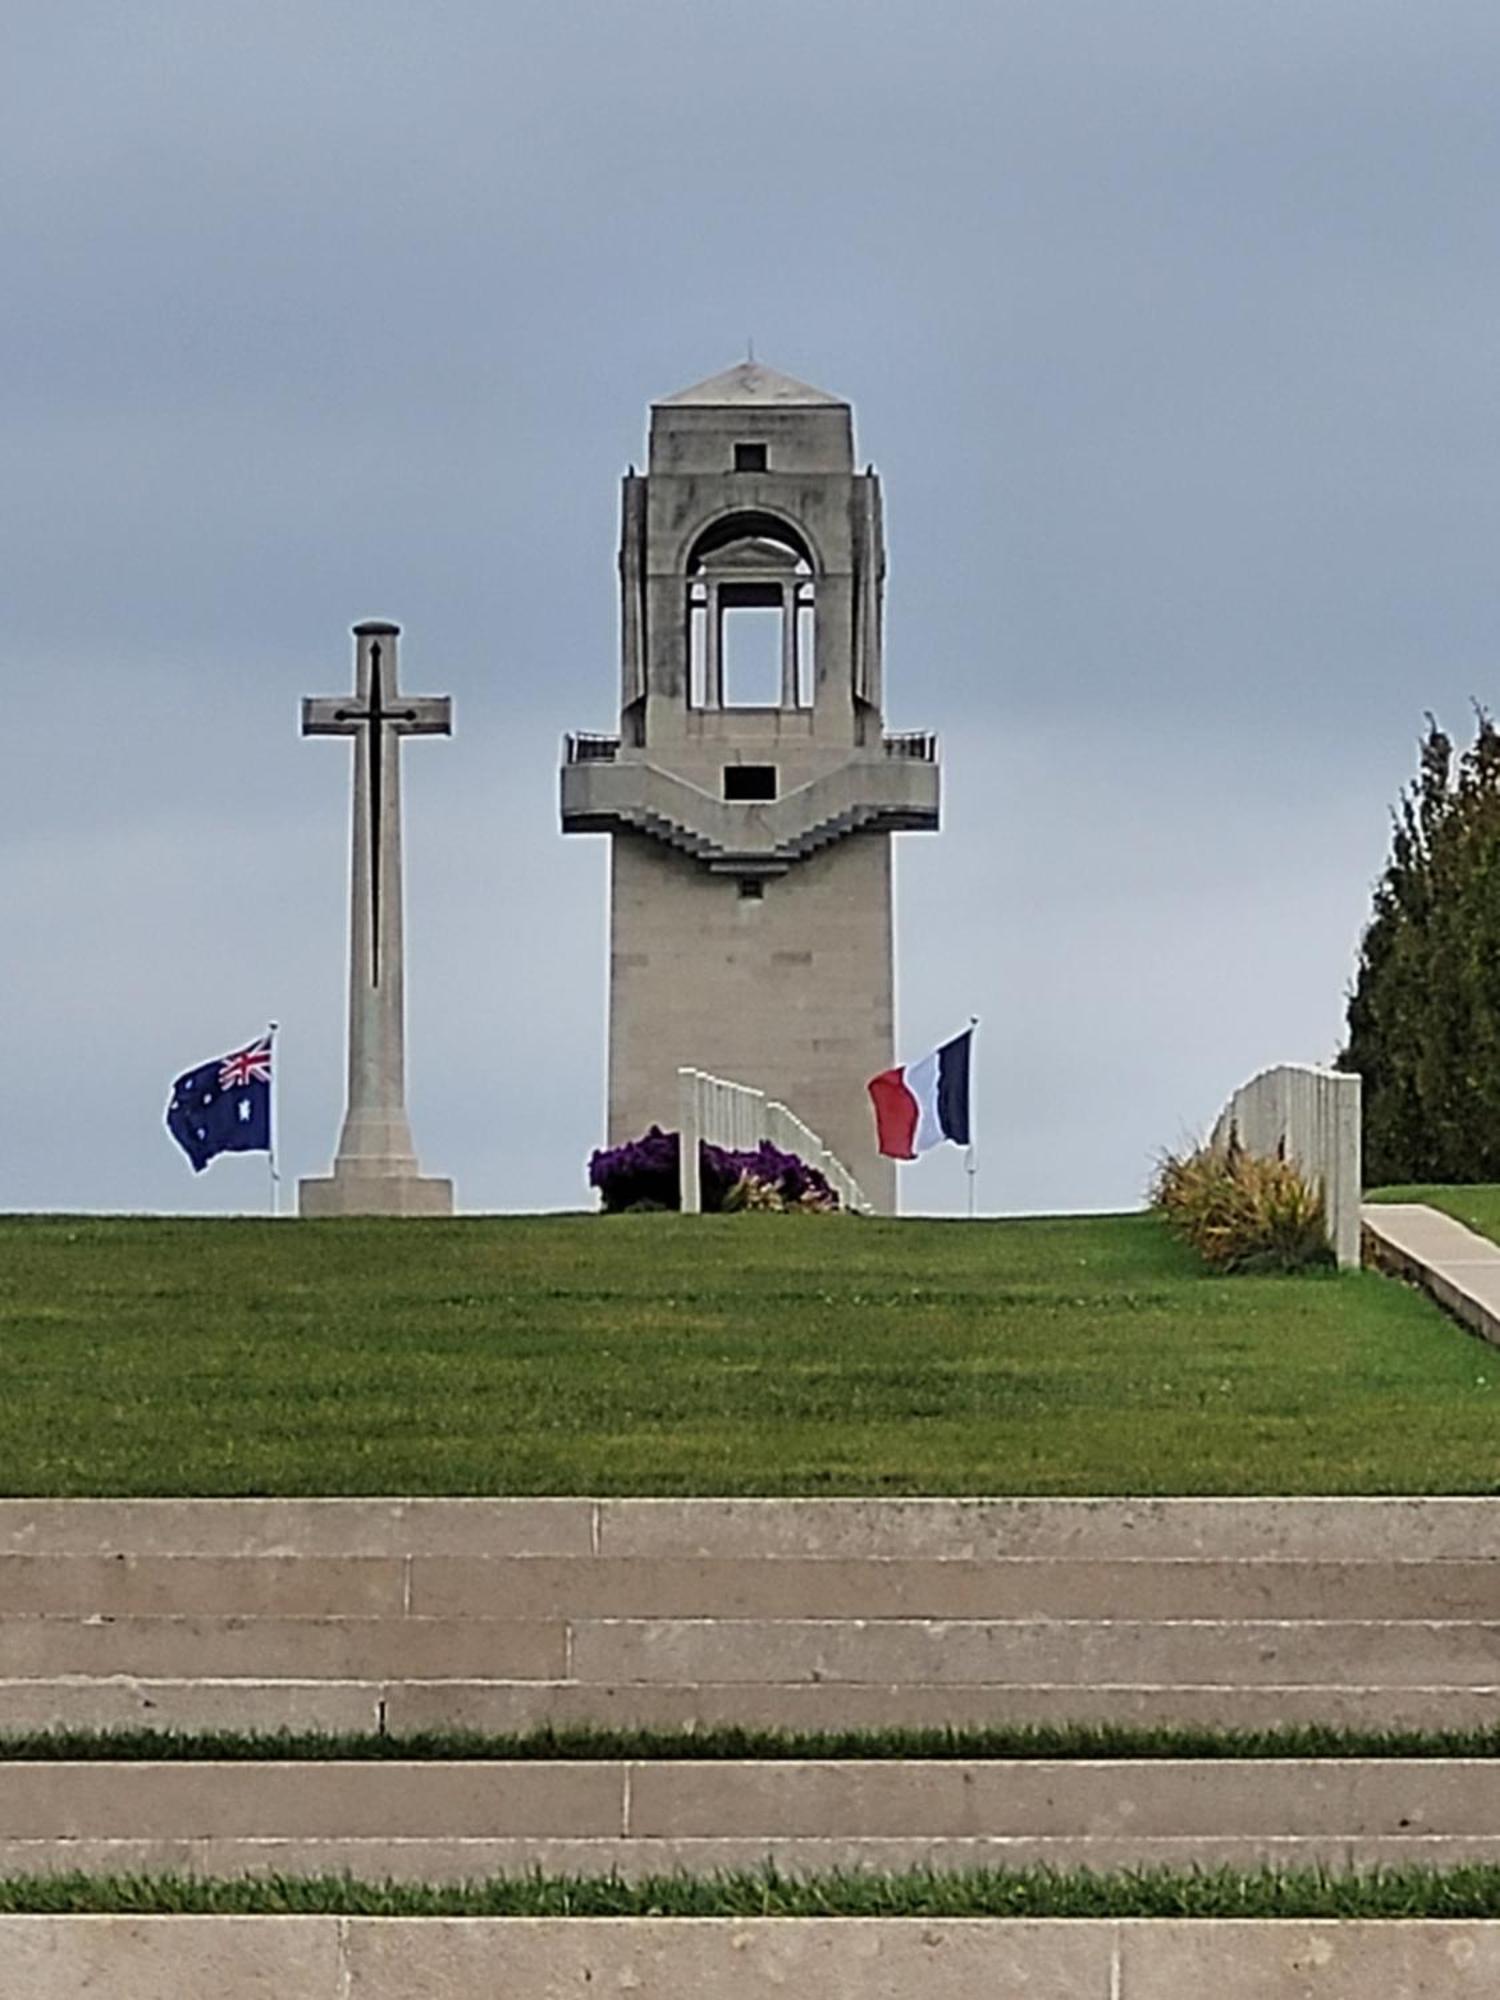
left=12, top=1722, right=1500, bottom=1760
left=1371, top=1183, right=1500, bottom=1245
left=8, top=1865, right=1500, bottom=1917
left=0, top=1210, right=1492, bottom=1495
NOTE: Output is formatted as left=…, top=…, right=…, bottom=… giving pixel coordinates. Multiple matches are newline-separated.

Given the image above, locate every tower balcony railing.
left=883, top=731, right=938, bottom=761
left=570, top=730, right=937, bottom=764
left=565, top=732, right=621, bottom=764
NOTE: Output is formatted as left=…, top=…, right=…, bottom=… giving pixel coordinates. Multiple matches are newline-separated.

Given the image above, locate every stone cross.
left=297, top=620, right=455, bottom=1216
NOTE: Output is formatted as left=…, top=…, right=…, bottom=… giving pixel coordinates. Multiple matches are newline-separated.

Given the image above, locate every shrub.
left=588, top=1127, right=839, bottom=1214
left=1150, top=1138, right=1332, bottom=1274
left=587, top=1126, right=681, bottom=1211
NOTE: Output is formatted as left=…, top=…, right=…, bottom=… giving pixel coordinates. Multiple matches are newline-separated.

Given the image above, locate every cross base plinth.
left=298, top=1171, right=454, bottom=1218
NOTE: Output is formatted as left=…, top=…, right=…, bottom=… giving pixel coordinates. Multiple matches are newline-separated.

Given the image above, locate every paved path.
left=1363, top=1202, right=1500, bottom=1346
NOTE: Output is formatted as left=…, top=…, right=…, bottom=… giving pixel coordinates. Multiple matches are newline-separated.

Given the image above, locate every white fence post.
left=1209, top=1064, right=1362, bottom=1269
left=678, top=1066, right=702, bottom=1214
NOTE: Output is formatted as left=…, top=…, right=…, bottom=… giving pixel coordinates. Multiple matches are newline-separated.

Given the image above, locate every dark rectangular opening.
left=738, top=878, right=764, bottom=901
left=733, top=441, right=768, bottom=472
left=724, top=764, right=777, bottom=801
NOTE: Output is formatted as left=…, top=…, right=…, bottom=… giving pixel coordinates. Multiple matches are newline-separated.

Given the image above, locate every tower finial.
left=747, top=335, right=755, bottom=363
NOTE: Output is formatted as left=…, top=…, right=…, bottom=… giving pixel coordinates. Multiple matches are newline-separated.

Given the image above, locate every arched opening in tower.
left=686, top=515, right=816, bottom=712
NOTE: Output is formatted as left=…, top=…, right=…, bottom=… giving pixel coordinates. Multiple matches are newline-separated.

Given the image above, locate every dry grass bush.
left=720, top=1172, right=838, bottom=1214
left=1151, top=1137, right=1333, bottom=1275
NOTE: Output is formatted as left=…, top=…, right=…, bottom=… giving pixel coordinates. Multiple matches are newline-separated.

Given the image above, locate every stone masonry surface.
left=7, top=1759, right=1500, bottom=1880
left=1, top=1498, right=1497, bottom=1736
left=4, top=1921, right=1500, bottom=1999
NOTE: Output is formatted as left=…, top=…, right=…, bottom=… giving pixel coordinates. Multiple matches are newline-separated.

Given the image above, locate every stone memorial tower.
left=561, top=361, right=940, bottom=1211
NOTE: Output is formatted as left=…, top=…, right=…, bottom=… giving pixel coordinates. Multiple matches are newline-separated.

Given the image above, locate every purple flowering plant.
left=588, top=1125, right=839, bottom=1213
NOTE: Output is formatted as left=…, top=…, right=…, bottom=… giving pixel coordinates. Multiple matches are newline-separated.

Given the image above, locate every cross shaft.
left=303, top=624, right=451, bottom=987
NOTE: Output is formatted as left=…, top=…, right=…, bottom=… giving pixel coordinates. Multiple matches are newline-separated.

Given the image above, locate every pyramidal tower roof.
left=656, top=360, right=846, bottom=408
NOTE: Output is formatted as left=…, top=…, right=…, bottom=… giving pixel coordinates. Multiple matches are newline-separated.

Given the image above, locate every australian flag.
left=166, top=1034, right=273, bottom=1172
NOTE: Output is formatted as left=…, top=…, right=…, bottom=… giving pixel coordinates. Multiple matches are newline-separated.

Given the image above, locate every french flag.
left=867, top=1026, right=974, bottom=1161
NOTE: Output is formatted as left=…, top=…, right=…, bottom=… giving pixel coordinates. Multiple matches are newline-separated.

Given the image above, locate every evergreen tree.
left=1343, top=710, right=1500, bottom=1183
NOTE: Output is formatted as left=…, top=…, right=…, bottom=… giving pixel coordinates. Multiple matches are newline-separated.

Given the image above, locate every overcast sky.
left=4, top=0, right=1498, bottom=1216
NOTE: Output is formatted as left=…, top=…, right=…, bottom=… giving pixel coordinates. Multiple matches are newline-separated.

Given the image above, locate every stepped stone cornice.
left=561, top=748, right=940, bottom=874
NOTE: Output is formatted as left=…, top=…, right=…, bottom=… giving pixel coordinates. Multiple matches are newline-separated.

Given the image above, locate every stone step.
left=405, top=1556, right=1500, bottom=1622
left=4, top=1759, right=1500, bottom=1879
left=5, top=1553, right=1496, bottom=1620
left=10, top=1757, right=1500, bottom=1837
left=3, top=1497, right=1498, bottom=1561
left=6, top=1915, right=1500, bottom=2000
left=592, top=1499, right=1500, bottom=1562
left=0, top=1617, right=565, bottom=1680
left=569, top=1617, right=1500, bottom=1687
left=4, top=1675, right=1497, bottom=1736
left=0, top=1500, right=595, bottom=1559
left=0, top=1557, right=408, bottom=1617
left=5, top=1616, right=1498, bottom=1687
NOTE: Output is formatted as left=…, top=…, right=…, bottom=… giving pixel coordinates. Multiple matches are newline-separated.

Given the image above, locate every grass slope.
left=0, top=1211, right=1490, bottom=1495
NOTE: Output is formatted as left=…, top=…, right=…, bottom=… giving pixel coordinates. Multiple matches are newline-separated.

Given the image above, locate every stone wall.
left=608, top=831, right=895, bottom=1210
left=1211, top=1064, right=1362, bottom=1268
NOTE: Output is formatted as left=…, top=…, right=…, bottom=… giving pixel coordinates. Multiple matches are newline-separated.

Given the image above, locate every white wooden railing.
left=677, top=1067, right=871, bottom=1215
left=1209, top=1064, right=1362, bottom=1269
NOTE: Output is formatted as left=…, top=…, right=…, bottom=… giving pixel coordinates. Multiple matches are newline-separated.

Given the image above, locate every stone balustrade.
left=677, top=1067, right=870, bottom=1213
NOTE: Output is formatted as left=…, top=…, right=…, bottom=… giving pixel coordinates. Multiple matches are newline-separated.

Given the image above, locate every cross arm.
left=393, top=696, right=453, bottom=737
left=302, top=697, right=361, bottom=737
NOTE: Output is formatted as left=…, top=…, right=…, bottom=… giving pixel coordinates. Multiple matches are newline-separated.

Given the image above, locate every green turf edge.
left=11, top=1723, right=1500, bottom=1762
left=5, top=1865, right=1500, bottom=1917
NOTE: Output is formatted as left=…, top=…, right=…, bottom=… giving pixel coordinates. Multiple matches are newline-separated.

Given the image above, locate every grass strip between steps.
left=6, top=1866, right=1500, bottom=1918
left=9, top=1723, right=1500, bottom=1761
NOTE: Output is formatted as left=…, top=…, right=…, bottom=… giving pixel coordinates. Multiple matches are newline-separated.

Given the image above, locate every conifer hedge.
left=1343, top=710, right=1500, bottom=1184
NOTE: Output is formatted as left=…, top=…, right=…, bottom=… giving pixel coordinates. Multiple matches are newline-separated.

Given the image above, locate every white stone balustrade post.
left=1209, top=1064, right=1362, bottom=1268
left=678, top=1067, right=703, bottom=1214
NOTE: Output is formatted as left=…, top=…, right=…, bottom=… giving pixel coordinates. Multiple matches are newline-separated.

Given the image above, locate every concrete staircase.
left=2, top=1498, right=1497, bottom=1736
left=2, top=1498, right=1498, bottom=1880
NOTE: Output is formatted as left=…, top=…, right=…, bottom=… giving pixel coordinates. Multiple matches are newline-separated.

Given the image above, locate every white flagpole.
left=267, top=1020, right=281, bottom=1217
